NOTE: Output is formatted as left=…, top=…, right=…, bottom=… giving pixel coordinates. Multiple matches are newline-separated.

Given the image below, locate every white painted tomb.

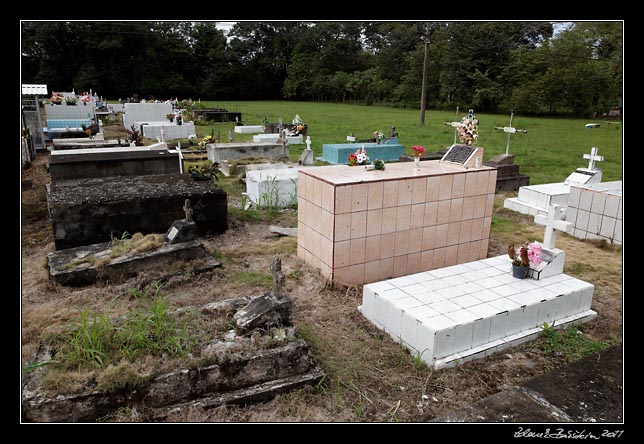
left=359, top=204, right=597, bottom=369
left=246, top=167, right=302, bottom=208
left=566, top=181, right=622, bottom=244
left=504, top=147, right=605, bottom=217
left=234, top=125, right=264, bottom=134
left=253, top=133, right=304, bottom=144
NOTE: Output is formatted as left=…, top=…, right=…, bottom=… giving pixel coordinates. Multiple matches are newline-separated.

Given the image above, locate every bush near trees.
left=21, top=21, right=622, bottom=116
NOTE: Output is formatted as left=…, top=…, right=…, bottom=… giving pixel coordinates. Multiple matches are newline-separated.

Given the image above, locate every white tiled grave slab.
left=503, top=182, right=570, bottom=217
left=567, top=181, right=622, bottom=245
left=359, top=255, right=596, bottom=369
left=234, top=125, right=264, bottom=134
left=142, top=122, right=196, bottom=140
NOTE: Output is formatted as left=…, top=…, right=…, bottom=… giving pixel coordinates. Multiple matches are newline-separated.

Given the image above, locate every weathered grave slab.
left=207, top=142, right=289, bottom=163
left=234, top=125, right=264, bottom=134
left=246, top=168, right=301, bottom=208
left=48, top=147, right=179, bottom=180
left=47, top=174, right=227, bottom=250
left=47, top=239, right=206, bottom=286
left=22, top=290, right=324, bottom=422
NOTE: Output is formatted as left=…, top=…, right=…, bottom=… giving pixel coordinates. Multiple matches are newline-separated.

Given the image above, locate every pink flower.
left=528, top=242, right=542, bottom=265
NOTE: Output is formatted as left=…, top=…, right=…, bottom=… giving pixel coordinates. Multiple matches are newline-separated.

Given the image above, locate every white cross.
left=494, top=112, right=527, bottom=155
left=160, top=126, right=165, bottom=143
left=583, top=147, right=604, bottom=170
left=443, top=106, right=461, bottom=145
left=176, top=142, right=183, bottom=174
left=534, top=204, right=573, bottom=249
left=306, top=136, right=312, bottom=151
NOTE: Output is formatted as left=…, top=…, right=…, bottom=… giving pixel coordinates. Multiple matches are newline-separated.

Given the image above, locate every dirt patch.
left=21, top=157, right=623, bottom=422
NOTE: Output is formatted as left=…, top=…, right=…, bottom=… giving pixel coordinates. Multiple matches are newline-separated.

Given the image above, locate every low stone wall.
left=47, top=174, right=227, bottom=250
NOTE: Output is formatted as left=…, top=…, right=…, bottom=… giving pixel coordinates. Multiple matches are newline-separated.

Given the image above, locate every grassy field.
left=186, top=101, right=622, bottom=185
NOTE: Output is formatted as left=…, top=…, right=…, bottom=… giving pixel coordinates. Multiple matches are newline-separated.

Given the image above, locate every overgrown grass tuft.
left=539, top=323, right=612, bottom=361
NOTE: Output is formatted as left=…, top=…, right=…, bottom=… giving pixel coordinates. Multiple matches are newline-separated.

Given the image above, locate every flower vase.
left=413, top=156, right=420, bottom=171
left=512, top=264, right=529, bottom=279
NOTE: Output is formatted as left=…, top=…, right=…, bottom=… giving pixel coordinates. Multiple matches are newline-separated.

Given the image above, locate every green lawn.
left=188, top=101, right=621, bottom=185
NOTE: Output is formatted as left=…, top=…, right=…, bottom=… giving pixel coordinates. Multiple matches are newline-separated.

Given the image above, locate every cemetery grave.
left=21, top=105, right=621, bottom=422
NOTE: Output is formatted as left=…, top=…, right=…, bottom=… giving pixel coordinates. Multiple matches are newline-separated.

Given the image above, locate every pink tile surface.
left=298, top=165, right=495, bottom=286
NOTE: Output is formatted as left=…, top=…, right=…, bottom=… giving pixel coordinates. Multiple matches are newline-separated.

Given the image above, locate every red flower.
left=411, top=145, right=425, bottom=157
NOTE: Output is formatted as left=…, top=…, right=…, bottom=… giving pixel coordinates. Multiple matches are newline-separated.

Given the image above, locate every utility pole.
left=419, top=24, right=430, bottom=126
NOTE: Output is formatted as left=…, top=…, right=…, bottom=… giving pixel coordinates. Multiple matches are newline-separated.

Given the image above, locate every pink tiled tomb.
left=297, top=160, right=497, bottom=285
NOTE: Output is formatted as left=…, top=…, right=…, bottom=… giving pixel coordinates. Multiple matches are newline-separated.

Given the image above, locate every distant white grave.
left=504, top=147, right=606, bottom=217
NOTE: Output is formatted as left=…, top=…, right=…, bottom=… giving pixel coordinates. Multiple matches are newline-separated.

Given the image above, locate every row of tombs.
left=33, top=117, right=620, bottom=419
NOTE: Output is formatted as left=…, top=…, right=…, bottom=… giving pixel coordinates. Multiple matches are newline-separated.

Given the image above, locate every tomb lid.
left=485, top=153, right=516, bottom=166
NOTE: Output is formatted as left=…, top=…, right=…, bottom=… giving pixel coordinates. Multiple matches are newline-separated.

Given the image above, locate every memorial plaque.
left=441, top=145, right=475, bottom=165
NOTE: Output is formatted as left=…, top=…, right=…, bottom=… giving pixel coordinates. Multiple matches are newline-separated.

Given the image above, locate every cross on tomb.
left=443, top=106, right=461, bottom=146
left=534, top=204, right=573, bottom=249
left=183, top=199, right=193, bottom=222
left=583, top=147, right=604, bottom=170
left=306, top=136, right=312, bottom=151
left=176, top=143, right=184, bottom=174
left=160, top=126, right=165, bottom=143
left=271, top=257, right=285, bottom=299
left=493, top=112, right=527, bottom=155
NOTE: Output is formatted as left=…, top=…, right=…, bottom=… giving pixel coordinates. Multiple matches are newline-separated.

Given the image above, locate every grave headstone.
left=440, top=144, right=484, bottom=169
left=484, top=153, right=530, bottom=192
left=298, top=136, right=314, bottom=165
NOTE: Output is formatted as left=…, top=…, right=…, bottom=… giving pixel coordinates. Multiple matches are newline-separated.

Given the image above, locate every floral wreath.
left=457, top=113, right=479, bottom=145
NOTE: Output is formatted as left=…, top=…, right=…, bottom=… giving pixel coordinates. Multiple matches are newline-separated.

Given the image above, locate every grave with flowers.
left=319, top=134, right=404, bottom=164
left=359, top=203, right=596, bottom=369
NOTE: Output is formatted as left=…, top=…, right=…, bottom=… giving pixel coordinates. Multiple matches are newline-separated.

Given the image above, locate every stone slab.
left=246, top=168, right=301, bottom=207
left=47, top=174, right=227, bottom=250
left=434, top=344, right=622, bottom=422
left=48, top=148, right=179, bottom=180
left=47, top=239, right=205, bottom=286
left=234, top=125, right=264, bottom=134
left=253, top=133, right=303, bottom=144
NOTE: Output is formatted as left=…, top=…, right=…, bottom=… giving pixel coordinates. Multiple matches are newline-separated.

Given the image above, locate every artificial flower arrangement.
left=188, top=160, right=220, bottom=181
left=49, top=93, right=63, bottom=105
left=166, top=113, right=175, bottom=121
left=373, top=131, right=384, bottom=143
left=457, top=114, right=479, bottom=145
left=348, top=147, right=369, bottom=166
left=64, top=96, right=78, bottom=105
left=127, top=125, right=143, bottom=146
left=508, top=242, right=542, bottom=267
left=373, top=159, right=386, bottom=170
left=197, top=134, right=213, bottom=149
left=188, top=134, right=198, bottom=145
left=411, top=145, right=425, bottom=157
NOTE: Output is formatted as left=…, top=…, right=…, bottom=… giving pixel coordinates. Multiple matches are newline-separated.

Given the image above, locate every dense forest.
left=21, top=21, right=622, bottom=115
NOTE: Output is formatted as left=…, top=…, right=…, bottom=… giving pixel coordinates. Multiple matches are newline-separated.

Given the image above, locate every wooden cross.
left=494, top=112, right=527, bottom=155
left=183, top=199, right=193, bottom=222
left=583, top=147, right=604, bottom=170
left=534, top=204, right=573, bottom=249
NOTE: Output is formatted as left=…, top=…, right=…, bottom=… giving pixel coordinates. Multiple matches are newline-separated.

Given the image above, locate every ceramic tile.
left=394, top=230, right=410, bottom=256
left=367, top=181, right=384, bottom=210
left=439, top=175, right=453, bottom=200
left=434, top=224, right=449, bottom=248
left=409, top=228, right=423, bottom=253
left=381, top=207, right=397, bottom=234
left=452, top=173, right=465, bottom=199
left=449, top=197, right=463, bottom=222
left=424, top=201, right=438, bottom=226
left=380, top=232, right=395, bottom=259
left=437, top=200, right=451, bottom=224
left=366, top=209, right=383, bottom=236
left=383, top=180, right=399, bottom=208
left=398, top=179, right=413, bottom=206
left=426, top=176, right=440, bottom=202
left=396, top=205, right=411, bottom=231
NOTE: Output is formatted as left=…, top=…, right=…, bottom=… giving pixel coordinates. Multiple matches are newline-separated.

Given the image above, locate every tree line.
left=21, top=21, right=622, bottom=115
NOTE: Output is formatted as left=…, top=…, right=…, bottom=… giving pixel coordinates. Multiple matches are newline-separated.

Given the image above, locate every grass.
left=230, top=271, right=273, bottom=288
left=539, top=323, right=613, bottom=362
left=48, top=284, right=195, bottom=372
left=183, top=101, right=621, bottom=185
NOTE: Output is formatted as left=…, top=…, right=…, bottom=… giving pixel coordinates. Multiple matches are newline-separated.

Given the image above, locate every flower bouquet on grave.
left=197, top=134, right=213, bottom=150
left=176, top=114, right=183, bottom=125
left=49, top=94, right=63, bottom=105
left=188, top=160, right=221, bottom=181
left=411, top=145, right=425, bottom=170
left=126, top=125, right=143, bottom=146
left=457, top=114, right=479, bottom=145
left=348, top=147, right=369, bottom=166
left=373, top=159, right=385, bottom=171
left=188, top=134, right=197, bottom=145
left=508, top=241, right=542, bottom=278
left=374, top=131, right=384, bottom=144
left=166, top=113, right=175, bottom=122
left=64, top=96, right=78, bottom=106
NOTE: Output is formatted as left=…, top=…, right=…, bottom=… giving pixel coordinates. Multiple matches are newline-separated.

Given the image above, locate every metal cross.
left=494, top=112, right=527, bottom=155
left=183, top=199, right=193, bottom=222
left=583, top=147, right=604, bottom=170
left=534, top=204, right=573, bottom=249
left=443, top=106, right=460, bottom=146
